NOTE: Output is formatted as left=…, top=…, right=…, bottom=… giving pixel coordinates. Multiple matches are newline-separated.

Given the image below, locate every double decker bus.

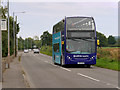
left=52, top=16, right=97, bottom=67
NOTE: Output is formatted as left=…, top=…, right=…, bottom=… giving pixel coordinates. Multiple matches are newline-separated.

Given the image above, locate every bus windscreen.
left=66, top=17, right=95, bottom=31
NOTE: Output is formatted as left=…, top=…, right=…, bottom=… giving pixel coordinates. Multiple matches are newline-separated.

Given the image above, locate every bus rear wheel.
left=54, top=55, right=56, bottom=65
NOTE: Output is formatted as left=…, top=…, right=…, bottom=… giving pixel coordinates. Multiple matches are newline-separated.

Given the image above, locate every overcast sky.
left=2, top=0, right=118, bottom=39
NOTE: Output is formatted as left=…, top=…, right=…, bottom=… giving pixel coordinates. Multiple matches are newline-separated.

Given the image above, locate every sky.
left=1, top=0, right=118, bottom=39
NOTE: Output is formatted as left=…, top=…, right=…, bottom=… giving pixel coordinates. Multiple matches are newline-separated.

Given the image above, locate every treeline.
left=18, top=31, right=52, bottom=50
left=18, top=30, right=119, bottom=51
left=1, top=7, right=20, bottom=57
left=97, top=32, right=119, bottom=47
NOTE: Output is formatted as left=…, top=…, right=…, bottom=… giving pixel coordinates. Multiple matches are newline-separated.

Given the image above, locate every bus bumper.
left=64, top=53, right=96, bottom=65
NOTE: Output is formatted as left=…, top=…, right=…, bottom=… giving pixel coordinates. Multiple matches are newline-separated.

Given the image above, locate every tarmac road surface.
left=21, top=52, right=119, bottom=89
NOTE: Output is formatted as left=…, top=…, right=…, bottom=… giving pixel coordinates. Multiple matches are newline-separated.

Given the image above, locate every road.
left=21, top=52, right=119, bottom=88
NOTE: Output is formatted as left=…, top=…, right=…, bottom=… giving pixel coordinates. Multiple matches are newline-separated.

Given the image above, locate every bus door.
left=52, top=32, right=62, bottom=64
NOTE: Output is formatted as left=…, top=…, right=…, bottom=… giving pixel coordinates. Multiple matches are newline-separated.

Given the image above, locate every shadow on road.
left=55, top=63, right=93, bottom=69
left=63, top=64, right=93, bottom=68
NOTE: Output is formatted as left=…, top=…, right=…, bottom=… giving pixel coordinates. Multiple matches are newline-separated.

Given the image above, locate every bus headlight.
left=90, top=56, right=94, bottom=60
left=67, top=56, right=71, bottom=59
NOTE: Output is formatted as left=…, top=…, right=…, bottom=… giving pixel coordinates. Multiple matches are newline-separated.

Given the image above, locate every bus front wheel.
left=86, top=65, right=91, bottom=68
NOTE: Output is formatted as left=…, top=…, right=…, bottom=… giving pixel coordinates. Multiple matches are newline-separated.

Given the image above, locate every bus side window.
left=53, top=43, right=59, bottom=52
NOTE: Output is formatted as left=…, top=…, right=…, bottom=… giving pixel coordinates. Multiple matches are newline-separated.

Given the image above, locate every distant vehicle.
left=33, top=49, right=39, bottom=54
left=52, top=16, right=97, bottom=67
left=24, top=49, right=29, bottom=53
left=29, top=49, right=32, bottom=52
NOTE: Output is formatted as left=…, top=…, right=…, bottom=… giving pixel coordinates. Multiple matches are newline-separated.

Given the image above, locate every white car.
left=29, top=49, right=32, bottom=52
left=33, top=49, right=39, bottom=54
left=24, top=49, right=29, bottom=53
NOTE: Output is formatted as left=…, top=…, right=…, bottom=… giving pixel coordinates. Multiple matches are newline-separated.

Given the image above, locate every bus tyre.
left=86, top=65, right=91, bottom=68
left=54, top=55, right=56, bottom=65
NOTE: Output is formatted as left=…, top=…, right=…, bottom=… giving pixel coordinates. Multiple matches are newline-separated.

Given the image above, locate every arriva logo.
left=55, top=37, right=60, bottom=40
left=73, top=55, right=89, bottom=58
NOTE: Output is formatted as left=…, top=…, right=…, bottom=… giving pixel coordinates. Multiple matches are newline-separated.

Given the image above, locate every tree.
left=34, top=36, right=39, bottom=40
left=40, top=31, right=52, bottom=46
left=97, top=31, right=108, bottom=47
left=1, top=6, right=7, bottom=18
left=1, top=6, right=20, bottom=57
left=108, top=35, right=116, bottom=45
left=18, top=37, right=25, bottom=50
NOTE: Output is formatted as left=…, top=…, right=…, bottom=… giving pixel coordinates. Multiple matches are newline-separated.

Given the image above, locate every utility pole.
left=0, top=0, right=2, bottom=82
left=31, top=40, right=32, bottom=49
left=15, top=16, right=17, bottom=57
left=7, top=0, right=10, bottom=68
left=27, top=38, right=28, bottom=49
left=13, top=11, right=25, bottom=53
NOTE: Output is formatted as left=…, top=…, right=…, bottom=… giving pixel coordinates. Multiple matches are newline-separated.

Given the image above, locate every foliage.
left=108, top=35, right=116, bottom=45
left=96, top=48, right=119, bottom=71
left=40, top=46, right=52, bottom=56
left=95, top=58, right=119, bottom=71
left=18, top=37, right=42, bottom=50
left=1, top=7, right=20, bottom=57
left=96, top=31, right=108, bottom=47
left=34, top=36, right=39, bottom=40
left=1, top=6, right=7, bottom=18
left=40, top=31, right=52, bottom=46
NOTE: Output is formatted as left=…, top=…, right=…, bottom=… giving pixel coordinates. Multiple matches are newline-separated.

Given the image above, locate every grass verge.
left=40, top=46, right=119, bottom=71
left=40, top=46, right=52, bottom=56
left=94, top=58, right=119, bottom=71
left=18, top=56, right=21, bottom=62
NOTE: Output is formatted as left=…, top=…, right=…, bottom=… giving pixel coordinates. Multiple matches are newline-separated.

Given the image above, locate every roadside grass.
left=18, top=56, right=21, bottom=62
left=40, top=46, right=119, bottom=71
left=95, top=47, right=119, bottom=71
left=40, top=46, right=52, bottom=56
left=101, top=47, right=119, bottom=49
left=95, top=58, right=119, bottom=71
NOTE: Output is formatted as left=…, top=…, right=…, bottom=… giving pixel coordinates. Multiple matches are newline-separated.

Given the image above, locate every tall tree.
left=108, top=35, right=116, bottom=45
left=40, top=31, right=52, bottom=46
left=1, top=6, right=20, bottom=57
left=1, top=6, right=7, bottom=18
left=97, top=31, right=108, bottom=47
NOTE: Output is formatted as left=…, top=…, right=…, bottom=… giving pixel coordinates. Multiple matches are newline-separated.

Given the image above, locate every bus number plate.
left=77, top=62, right=85, bottom=64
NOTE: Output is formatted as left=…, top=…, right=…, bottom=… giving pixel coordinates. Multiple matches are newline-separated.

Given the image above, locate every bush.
left=40, top=46, right=52, bottom=56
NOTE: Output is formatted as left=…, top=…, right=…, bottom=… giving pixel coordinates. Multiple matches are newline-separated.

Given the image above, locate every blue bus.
left=52, top=16, right=97, bottom=67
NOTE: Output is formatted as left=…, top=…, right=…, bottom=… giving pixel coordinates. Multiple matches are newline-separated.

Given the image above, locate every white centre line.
left=60, top=67, right=71, bottom=72
left=77, top=73, right=100, bottom=82
left=44, top=61, right=49, bottom=63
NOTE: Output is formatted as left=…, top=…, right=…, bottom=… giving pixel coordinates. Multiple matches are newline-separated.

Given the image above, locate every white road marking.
left=106, top=83, right=111, bottom=85
left=116, top=87, right=120, bottom=89
left=52, top=64, right=58, bottom=67
left=44, top=61, right=49, bottom=63
left=60, top=67, right=71, bottom=72
left=77, top=73, right=100, bottom=82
